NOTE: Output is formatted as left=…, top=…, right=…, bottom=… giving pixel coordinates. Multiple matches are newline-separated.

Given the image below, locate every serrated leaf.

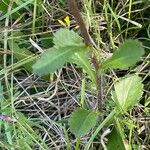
left=69, top=108, right=98, bottom=137
left=112, top=74, right=143, bottom=112
left=102, top=39, right=144, bottom=70
left=32, top=46, right=86, bottom=76
left=70, top=51, right=96, bottom=84
left=53, top=28, right=84, bottom=48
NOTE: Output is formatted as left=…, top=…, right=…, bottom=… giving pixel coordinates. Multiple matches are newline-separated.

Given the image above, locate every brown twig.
left=67, top=0, right=92, bottom=46
left=67, top=0, right=103, bottom=111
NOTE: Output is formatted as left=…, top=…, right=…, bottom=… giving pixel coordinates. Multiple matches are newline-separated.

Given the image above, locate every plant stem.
left=97, top=74, right=103, bottom=111
left=75, top=137, right=80, bottom=150
left=81, top=77, right=85, bottom=108
left=67, top=0, right=92, bottom=46
left=32, top=0, right=37, bottom=39
left=91, top=54, right=103, bottom=111
left=84, top=110, right=116, bottom=150
left=63, top=126, right=71, bottom=150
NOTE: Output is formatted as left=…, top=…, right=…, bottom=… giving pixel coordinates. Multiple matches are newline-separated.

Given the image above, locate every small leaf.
left=69, top=108, right=98, bottom=137
left=102, top=39, right=145, bottom=69
left=32, top=46, right=86, bottom=76
left=112, top=74, right=143, bottom=112
left=70, top=51, right=96, bottom=84
left=53, top=28, right=84, bottom=48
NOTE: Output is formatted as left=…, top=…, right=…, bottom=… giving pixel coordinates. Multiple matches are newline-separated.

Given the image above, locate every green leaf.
left=112, top=74, right=143, bottom=112
left=70, top=51, right=96, bottom=84
left=53, top=28, right=84, bottom=48
left=32, top=46, right=86, bottom=76
left=69, top=108, right=98, bottom=137
left=102, top=39, right=145, bottom=70
left=107, top=126, right=126, bottom=150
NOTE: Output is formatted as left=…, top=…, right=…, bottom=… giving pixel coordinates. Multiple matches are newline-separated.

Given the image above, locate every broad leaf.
left=107, top=126, right=126, bottom=150
left=112, top=74, right=143, bottom=112
left=32, top=46, right=86, bottom=76
left=102, top=39, right=144, bottom=69
left=69, top=108, right=98, bottom=137
left=53, top=28, right=84, bottom=48
left=70, top=51, right=96, bottom=84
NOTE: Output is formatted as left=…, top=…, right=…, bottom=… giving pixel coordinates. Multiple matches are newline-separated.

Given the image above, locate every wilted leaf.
left=112, top=74, right=143, bottom=112
left=102, top=39, right=144, bottom=70
left=69, top=108, right=98, bottom=137
left=32, top=46, right=86, bottom=76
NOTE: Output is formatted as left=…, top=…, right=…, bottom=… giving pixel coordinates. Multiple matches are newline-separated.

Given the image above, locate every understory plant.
left=32, top=28, right=144, bottom=149
left=0, top=0, right=148, bottom=149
